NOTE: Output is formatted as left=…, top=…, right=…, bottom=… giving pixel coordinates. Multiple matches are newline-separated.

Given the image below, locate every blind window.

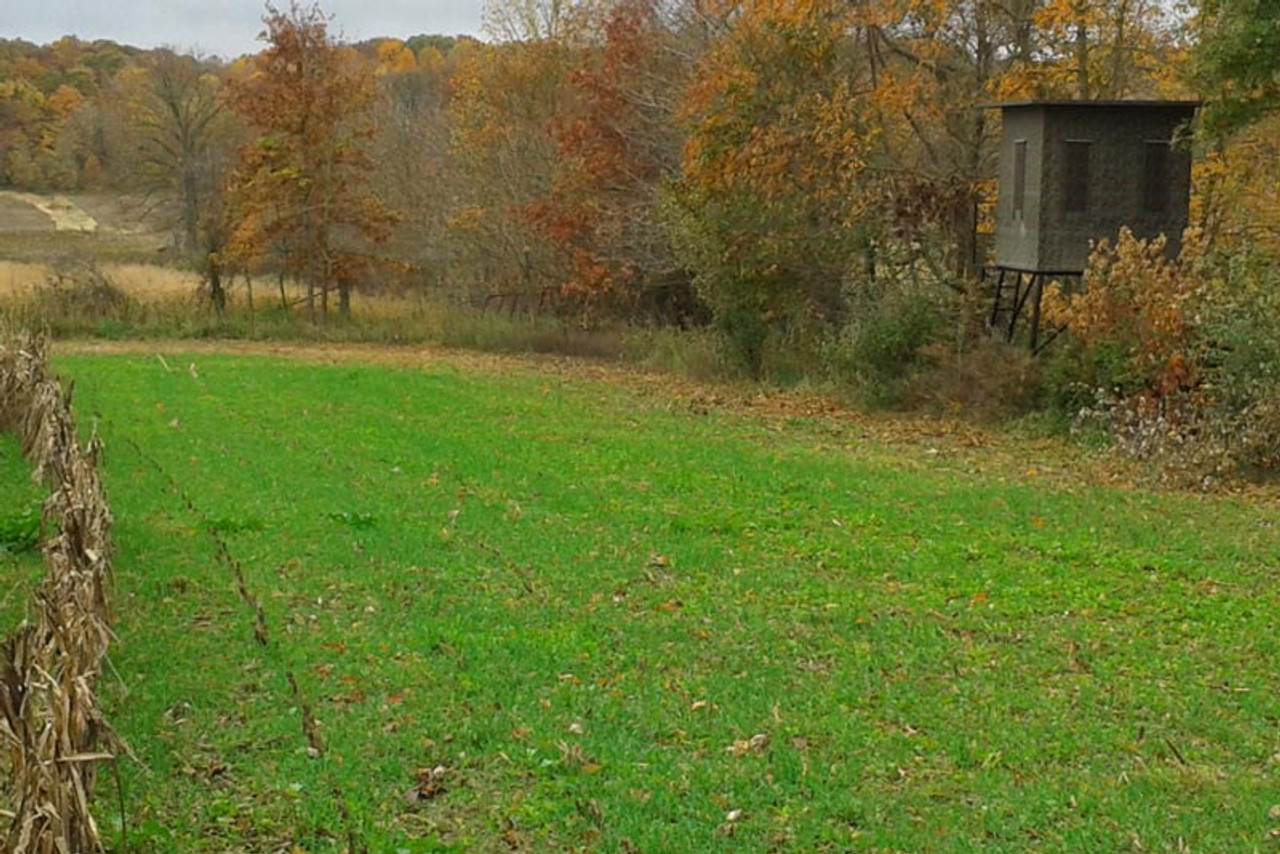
left=1064, top=141, right=1091, bottom=213
left=1013, top=140, right=1027, bottom=219
left=1143, top=141, right=1170, bottom=214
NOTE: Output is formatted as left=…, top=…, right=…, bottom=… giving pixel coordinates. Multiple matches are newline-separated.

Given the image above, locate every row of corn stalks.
left=0, top=328, right=119, bottom=853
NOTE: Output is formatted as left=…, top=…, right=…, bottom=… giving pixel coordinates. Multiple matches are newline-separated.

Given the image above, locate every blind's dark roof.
left=978, top=99, right=1200, bottom=110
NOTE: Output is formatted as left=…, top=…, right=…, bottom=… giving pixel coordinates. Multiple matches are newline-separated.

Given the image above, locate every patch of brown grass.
left=0, top=261, right=200, bottom=301
left=0, top=263, right=46, bottom=298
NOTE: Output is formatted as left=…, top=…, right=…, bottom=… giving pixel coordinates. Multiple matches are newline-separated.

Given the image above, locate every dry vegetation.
left=0, top=329, right=119, bottom=852
left=0, top=261, right=198, bottom=301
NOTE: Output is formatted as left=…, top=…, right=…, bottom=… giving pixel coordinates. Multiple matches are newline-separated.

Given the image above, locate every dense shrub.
left=905, top=338, right=1044, bottom=420
left=825, top=275, right=948, bottom=407
left=1044, top=228, right=1280, bottom=484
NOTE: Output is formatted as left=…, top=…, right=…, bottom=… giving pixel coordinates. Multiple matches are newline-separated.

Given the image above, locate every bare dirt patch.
left=0, top=193, right=167, bottom=263
left=0, top=191, right=97, bottom=232
left=68, top=194, right=170, bottom=244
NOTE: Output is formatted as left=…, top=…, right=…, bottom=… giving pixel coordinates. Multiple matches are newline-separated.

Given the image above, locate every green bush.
left=1178, top=246, right=1280, bottom=479
left=1041, top=339, right=1135, bottom=418
left=825, top=278, right=946, bottom=407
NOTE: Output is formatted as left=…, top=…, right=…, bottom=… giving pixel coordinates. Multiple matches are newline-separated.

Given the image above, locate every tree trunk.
left=182, top=168, right=200, bottom=257
left=1074, top=2, right=1092, bottom=99
left=245, top=273, right=256, bottom=337
left=338, top=280, right=351, bottom=319
left=1107, top=0, right=1132, bottom=97
left=207, top=254, right=226, bottom=312
left=948, top=192, right=980, bottom=281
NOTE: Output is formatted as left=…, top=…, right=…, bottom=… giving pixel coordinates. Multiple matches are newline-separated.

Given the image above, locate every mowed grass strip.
left=55, top=352, right=1280, bottom=852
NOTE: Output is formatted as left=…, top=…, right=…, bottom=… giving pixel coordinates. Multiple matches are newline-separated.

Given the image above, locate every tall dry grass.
left=0, top=259, right=732, bottom=380
left=0, top=260, right=200, bottom=301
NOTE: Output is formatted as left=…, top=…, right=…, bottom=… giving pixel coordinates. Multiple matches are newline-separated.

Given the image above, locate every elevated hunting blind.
left=985, top=100, right=1198, bottom=348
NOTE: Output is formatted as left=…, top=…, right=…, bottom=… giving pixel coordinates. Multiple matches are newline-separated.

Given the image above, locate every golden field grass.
left=0, top=255, right=601, bottom=333
left=0, top=259, right=200, bottom=299
left=0, top=254, right=647, bottom=370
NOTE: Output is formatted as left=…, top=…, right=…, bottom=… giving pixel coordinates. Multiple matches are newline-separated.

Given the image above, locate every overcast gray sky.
left=2, top=0, right=487, bottom=59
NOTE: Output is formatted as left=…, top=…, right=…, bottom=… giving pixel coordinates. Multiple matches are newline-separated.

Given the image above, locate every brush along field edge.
left=0, top=328, right=120, bottom=853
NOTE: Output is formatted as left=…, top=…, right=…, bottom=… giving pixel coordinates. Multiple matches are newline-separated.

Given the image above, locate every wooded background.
left=2, top=0, right=1278, bottom=478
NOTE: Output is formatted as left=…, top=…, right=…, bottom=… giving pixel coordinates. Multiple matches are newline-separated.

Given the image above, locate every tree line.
left=1, top=1, right=1277, bottom=397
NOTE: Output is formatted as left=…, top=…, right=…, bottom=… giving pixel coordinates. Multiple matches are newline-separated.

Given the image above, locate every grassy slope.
left=55, top=352, right=1279, bottom=853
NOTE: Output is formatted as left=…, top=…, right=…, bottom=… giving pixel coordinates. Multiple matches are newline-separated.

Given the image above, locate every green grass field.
left=33, top=350, right=1280, bottom=852
left=0, top=432, right=45, bottom=631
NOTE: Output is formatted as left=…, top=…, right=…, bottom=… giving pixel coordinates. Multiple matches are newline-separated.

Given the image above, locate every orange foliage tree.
left=447, top=8, right=580, bottom=308
left=226, top=2, right=395, bottom=323
left=665, top=0, right=882, bottom=373
left=521, top=0, right=700, bottom=320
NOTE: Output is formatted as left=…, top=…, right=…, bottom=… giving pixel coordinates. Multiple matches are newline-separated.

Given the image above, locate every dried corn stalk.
left=0, top=327, right=120, bottom=853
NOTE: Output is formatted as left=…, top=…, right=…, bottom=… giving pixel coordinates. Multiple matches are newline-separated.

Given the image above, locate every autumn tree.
left=853, top=0, right=1013, bottom=281
left=666, top=0, right=879, bottom=374
left=128, top=53, right=230, bottom=256
left=1194, top=0, right=1280, bottom=135
left=447, top=2, right=580, bottom=306
left=226, top=2, right=394, bottom=323
left=104, top=52, right=244, bottom=306
left=667, top=0, right=1003, bottom=377
left=521, top=0, right=703, bottom=320
left=989, top=0, right=1185, bottom=101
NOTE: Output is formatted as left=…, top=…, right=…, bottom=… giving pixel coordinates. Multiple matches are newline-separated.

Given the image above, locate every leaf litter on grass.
left=53, top=337, right=1150, bottom=494
left=49, top=347, right=1280, bottom=852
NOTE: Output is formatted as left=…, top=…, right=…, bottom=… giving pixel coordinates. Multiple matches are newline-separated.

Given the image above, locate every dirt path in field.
left=0, top=191, right=97, bottom=233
